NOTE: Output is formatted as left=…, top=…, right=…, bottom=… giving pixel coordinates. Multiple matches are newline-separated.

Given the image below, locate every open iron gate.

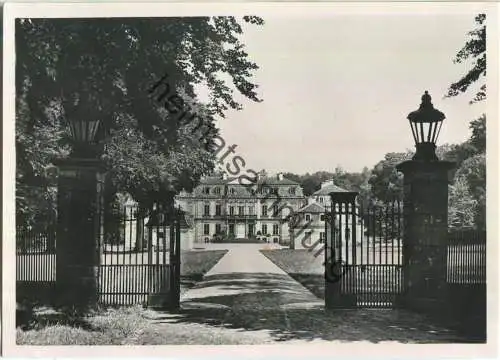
left=324, top=192, right=403, bottom=308
left=97, top=203, right=182, bottom=307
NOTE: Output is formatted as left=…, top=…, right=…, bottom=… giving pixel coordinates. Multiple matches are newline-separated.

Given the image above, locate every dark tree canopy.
left=16, top=17, right=264, bottom=225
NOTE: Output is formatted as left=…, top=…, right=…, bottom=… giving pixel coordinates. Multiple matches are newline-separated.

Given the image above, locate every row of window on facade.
left=203, top=223, right=281, bottom=236
left=201, top=186, right=298, bottom=195
left=291, top=231, right=326, bottom=245
left=306, top=214, right=325, bottom=222
left=202, top=204, right=285, bottom=217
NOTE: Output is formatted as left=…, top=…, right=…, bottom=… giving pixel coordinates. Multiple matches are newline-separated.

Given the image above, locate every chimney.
left=222, top=172, right=228, bottom=180
left=277, top=172, right=284, bottom=181
left=321, top=179, right=334, bottom=188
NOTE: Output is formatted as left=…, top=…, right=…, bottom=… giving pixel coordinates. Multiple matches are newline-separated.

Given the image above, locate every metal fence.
left=446, top=228, right=486, bottom=284
left=324, top=195, right=487, bottom=312
left=16, top=202, right=486, bottom=319
left=16, top=204, right=182, bottom=307
left=97, top=205, right=175, bottom=305
left=16, top=226, right=56, bottom=282
left=445, top=229, right=486, bottom=340
left=325, top=199, right=404, bottom=308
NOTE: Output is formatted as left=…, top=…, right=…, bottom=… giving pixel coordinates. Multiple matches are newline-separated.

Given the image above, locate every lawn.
left=260, top=249, right=402, bottom=300
left=180, top=249, right=228, bottom=295
left=17, top=305, right=151, bottom=345
left=17, top=304, right=264, bottom=345
left=260, top=249, right=327, bottom=299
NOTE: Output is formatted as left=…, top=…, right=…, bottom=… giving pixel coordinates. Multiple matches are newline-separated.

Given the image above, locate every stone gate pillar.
left=396, top=158, right=455, bottom=313
left=395, top=91, right=457, bottom=314
left=55, top=158, right=102, bottom=309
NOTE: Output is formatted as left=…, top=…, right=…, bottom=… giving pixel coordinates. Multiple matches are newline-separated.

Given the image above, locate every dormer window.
left=213, top=187, right=221, bottom=195
left=203, top=187, right=210, bottom=194
left=289, top=187, right=296, bottom=195
left=230, top=188, right=235, bottom=195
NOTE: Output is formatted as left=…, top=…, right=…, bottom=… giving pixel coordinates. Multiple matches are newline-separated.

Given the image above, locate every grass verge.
left=16, top=305, right=151, bottom=345
left=260, top=249, right=325, bottom=299
left=260, top=249, right=402, bottom=299
left=180, top=249, right=227, bottom=295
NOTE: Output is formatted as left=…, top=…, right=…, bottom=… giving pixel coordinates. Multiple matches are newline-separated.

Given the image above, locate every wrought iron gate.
left=97, top=203, right=182, bottom=307
left=324, top=192, right=403, bottom=309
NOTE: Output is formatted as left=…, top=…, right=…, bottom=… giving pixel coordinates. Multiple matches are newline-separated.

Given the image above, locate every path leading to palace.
left=182, top=243, right=323, bottom=311
left=142, top=244, right=465, bottom=344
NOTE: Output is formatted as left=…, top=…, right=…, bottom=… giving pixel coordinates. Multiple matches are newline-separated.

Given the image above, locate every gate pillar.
left=54, top=158, right=103, bottom=309
left=325, top=191, right=358, bottom=309
left=396, top=160, right=455, bottom=313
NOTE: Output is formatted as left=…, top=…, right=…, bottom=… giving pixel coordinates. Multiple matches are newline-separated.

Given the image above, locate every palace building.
left=176, top=172, right=307, bottom=244
left=292, top=180, right=364, bottom=250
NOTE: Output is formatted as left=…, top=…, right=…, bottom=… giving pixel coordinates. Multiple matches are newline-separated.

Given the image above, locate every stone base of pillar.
left=400, top=296, right=446, bottom=314
left=147, top=294, right=179, bottom=311
left=325, top=282, right=340, bottom=310
left=56, top=265, right=99, bottom=310
left=325, top=280, right=357, bottom=309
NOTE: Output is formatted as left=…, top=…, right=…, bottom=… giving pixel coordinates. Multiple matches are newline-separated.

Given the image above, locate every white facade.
left=293, top=197, right=363, bottom=252
left=177, top=173, right=306, bottom=245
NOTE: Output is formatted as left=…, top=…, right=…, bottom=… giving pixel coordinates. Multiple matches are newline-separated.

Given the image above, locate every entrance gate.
left=97, top=203, right=183, bottom=308
left=324, top=192, right=403, bottom=309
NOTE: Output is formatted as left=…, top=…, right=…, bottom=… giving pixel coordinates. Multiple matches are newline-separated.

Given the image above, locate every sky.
left=209, top=6, right=487, bottom=175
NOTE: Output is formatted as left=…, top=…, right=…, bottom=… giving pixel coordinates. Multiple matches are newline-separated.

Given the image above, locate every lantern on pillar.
left=407, top=91, right=445, bottom=161
left=67, top=118, right=101, bottom=157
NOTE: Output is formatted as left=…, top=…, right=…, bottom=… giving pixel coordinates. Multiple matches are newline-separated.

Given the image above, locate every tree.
left=444, top=12, right=487, bottom=230
left=16, top=93, right=68, bottom=228
left=368, top=151, right=413, bottom=202
left=455, top=154, right=486, bottom=229
left=448, top=175, right=477, bottom=228
left=469, top=114, right=486, bottom=154
left=16, top=17, right=264, bottom=225
left=282, top=172, right=302, bottom=184
left=283, top=167, right=372, bottom=200
left=445, top=13, right=486, bottom=104
left=299, top=174, right=325, bottom=196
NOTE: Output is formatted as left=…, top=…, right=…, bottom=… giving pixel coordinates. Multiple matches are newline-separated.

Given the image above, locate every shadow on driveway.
left=152, top=272, right=467, bottom=343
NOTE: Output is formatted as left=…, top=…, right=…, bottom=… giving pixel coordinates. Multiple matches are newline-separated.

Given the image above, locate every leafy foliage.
left=16, top=91, right=68, bottom=227
left=283, top=167, right=371, bottom=198
left=444, top=12, right=487, bottom=228
left=368, top=151, right=413, bottom=202
left=448, top=175, right=477, bottom=228
left=469, top=114, right=486, bottom=153
left=453, top=153, right=486, bottom=229
left=16, top=17, right=263, bottom=224
left=446, top=14, right=486, bottom=104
